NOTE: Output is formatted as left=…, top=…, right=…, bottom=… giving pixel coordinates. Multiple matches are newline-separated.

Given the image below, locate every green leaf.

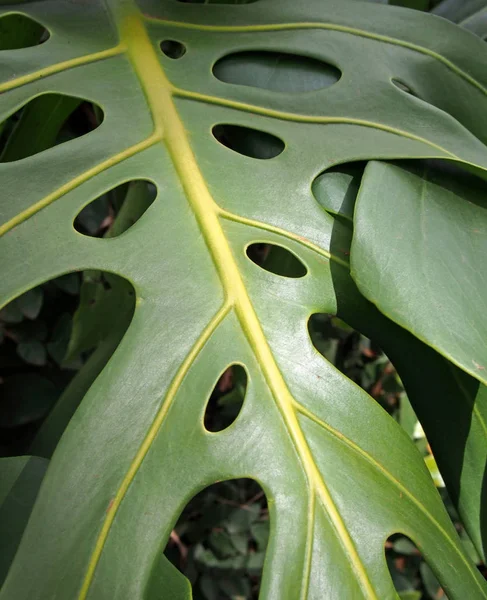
left=199, top=575, right=220, bottom=600
left=0, top=456, right=48, bottom=586
left=15, top=288, right=43, bottom=321
left=398, top=591, right=422, bottom=600
left=46, top=313, right=73, bottom=366
left=0, top=1, right=486, bottom=599
left=420, top=562, right=448, bottom=599
left=0, top=302, right=23, bottom=325
left=432, top=0, right=487, bottom=22
left=52, top=274, right=80, bottom=296
left=351, top=161, right=487, bottom=555
left=208, top=531, right=238, bottom=558
left=398, top=395, right=418, bottom=440
left=16, top=340, right=46, bottom=367
left=250, top=521, right=269, bottom=552
left=393, top=537, right=421, bottom=556
left=352, top=161, right=487, bottom=385
left=224, top=505, right=260, bottom=535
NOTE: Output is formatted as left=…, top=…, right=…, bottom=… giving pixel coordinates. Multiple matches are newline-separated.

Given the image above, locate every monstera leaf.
left=0, top=0, right=486, bottom=598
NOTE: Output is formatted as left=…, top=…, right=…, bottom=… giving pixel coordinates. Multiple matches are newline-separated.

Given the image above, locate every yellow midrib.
left=79, top=8, right=376, bottom=599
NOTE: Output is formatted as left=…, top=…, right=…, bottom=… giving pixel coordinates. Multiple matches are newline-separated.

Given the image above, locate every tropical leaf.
left=0, top=0, right=486, bottom=598
left=0, top=457, right=48, bottom=587
left=432, top=0, right=487, bottom=22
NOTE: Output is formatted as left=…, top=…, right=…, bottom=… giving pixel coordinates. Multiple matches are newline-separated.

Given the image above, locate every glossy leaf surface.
left=0, top=0, right=486, bottom=598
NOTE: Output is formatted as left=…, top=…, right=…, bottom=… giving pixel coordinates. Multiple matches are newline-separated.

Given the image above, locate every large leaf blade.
left=0, top=1, right=486, bottom=598
left=351, top=161, right=487, bottom=384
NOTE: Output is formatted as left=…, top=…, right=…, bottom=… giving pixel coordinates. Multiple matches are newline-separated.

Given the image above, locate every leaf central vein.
left=79, top=7, right=378, bottom=599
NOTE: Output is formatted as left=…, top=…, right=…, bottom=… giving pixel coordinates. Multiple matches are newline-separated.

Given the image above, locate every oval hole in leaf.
left=160, top=40, right=186, bottom=59
left=74, top=180, right=156, bottom=237
left=204, top=364, right=247, bottom=432
left=0, top=13, right=49, bottom=50
left=212, top=124, right=284, bottom=159
left=214, top=51, right=341, bottom=93
left=162, top=479, right=268, bottom=598
left=0, top=94, right=103, bottom=162
left=246, top=243, right=307, bottom=278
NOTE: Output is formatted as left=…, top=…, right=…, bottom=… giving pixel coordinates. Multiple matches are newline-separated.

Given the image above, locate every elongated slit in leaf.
left=392, top=79, right=418, bottom=96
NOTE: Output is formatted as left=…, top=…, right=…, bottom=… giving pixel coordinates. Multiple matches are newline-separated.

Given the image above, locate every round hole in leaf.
left=212, top=124, right=284, bottom=159
left=0, top=13, right=49, bottom=50
left=160, top=40, right=186, bottom=59
left=246, top=243, right=307, bottom=278
left=74, top=180, right=156, bottom=237
left=214, top=51, right=341, bottom=93
left=204, top=364, right=247, bottom=432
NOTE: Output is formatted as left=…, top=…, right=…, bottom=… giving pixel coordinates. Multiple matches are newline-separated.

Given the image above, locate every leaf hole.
left=0, top=270, right=135, bottom=458
left=0, top=94, right=103, bottom=162
left=213, top=51, right=341, bottom=93
left=204, top=364, right=247, bottom=432
left=246, top=243, right=307, bottom=278
left=74, top=180, right=156, bottom=237
left=308, top=313, right=451, bottom=488
left=212, top=124, right=284, bottom=159
left=307, top=314, right=406, bottom=408
left=385, top=534, right=445, bottom=599
left=392, top=78, right=417, bottom=97
left=160, top=39, right=186, bottom=59
left=163, top=479, right=268, bottom=599
left=0, top=13, right=49, bottom=50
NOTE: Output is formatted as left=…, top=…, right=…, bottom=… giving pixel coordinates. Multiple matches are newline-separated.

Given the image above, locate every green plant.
left=0, top=0, right=486, bottom=598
